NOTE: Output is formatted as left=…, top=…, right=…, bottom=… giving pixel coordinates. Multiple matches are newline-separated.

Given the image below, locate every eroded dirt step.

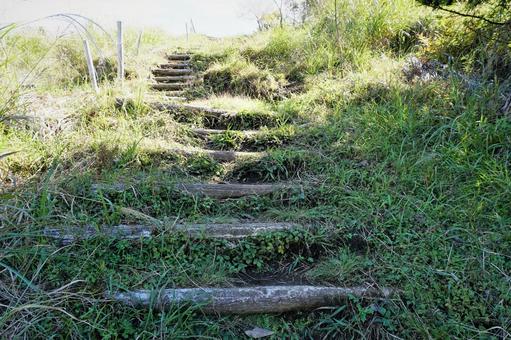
left=170, top=147, right=265, bottom=162
left=109, top=285, right=396, bottom=314
left=153, top=76, right=196, bottom=83
left=152, top=68, right=193, bottom=76
left=151, top=83, right=190, bottom=91
left=176, top=183, right=290, bottom=199
left=166, top=53, right=191, bottom=61
left=43, top=222, right=302, bottom=244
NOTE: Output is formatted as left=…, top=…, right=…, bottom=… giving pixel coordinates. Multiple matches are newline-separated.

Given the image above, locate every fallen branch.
left=0, top=151, right=19, bottom=160
left=426, top=4, right=511, bottom=26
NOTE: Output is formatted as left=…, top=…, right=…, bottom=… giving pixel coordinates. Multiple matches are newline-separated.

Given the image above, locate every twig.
left=0, top=151, right=19, bottom=160
left=501, top=91, right=511, bottom=115
left=427, top=5, right=511, bottom=26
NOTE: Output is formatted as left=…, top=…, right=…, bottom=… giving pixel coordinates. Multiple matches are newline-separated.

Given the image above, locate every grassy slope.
left=1, top=1, right=510, bottom=338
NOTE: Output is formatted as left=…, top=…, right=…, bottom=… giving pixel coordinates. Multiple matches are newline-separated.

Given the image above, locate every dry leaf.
left=245, top=327, right=274, bottom=338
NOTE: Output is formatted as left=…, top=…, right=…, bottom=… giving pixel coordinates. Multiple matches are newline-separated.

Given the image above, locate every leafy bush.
left=415, top=0, right=511, bottom=78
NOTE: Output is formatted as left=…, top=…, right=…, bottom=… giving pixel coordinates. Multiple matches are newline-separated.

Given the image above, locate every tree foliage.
left=417, top=0, right=511, bottom=25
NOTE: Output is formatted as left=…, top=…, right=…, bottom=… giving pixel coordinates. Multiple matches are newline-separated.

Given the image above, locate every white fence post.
left=117, top=21, right=124, bottom=81
left=82, top=39, right=99, bottom=93
left=135, top=30, right=143, bottom=56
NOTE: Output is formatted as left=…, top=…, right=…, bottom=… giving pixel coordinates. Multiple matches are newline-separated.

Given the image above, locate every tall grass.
left=197, top=0, right=431, bottom=99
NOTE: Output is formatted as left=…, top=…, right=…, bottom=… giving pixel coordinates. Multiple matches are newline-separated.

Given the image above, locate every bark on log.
left=148, top=102, right=277, bottom=129
left=110, top=285, right=396, bottom=314
left=158, top=62, right=191, bottom=69
left=44, top=224, right=153, bottom=245
left=153, top=76, right=195, bottom=83
left=150, top=102, right=233, bottom=117
left=165, top=96, right=186, bottom=101
left=192, top=128, right=258, bottom=138
left=44, top=222, right=300, bottom=244
left=151, top=83, right=189, bottom=91
left=158, top=63, right=190, bottom=70
left=166, top=54, right=191, bottom=61
left=161, top=91, right=185, bottom=97
left=152, top=69, right=193, bottom=76
left=177, top=183, right=285, bottom=199
left=182, top=222, right=299, bottom=238
left=170, top=148, right=264, bottom=162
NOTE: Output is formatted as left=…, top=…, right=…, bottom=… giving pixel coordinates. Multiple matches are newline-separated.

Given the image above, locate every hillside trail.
left=46, top=52, right=394, bottom=314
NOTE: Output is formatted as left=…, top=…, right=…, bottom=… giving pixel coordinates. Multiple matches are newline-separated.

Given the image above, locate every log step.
left=152, top=69, right=193, bottom=76
left=171, top=148, right=264, bottom=163
left=159, top=63, right=190, bottom=70
left=176, top=183, right=285, bottom=199
left=165, top=97, right=186, bottom=102
left=166, top=54, right=191, bottom=61
left=150, top=102, right=233, bottom=116
left=192, top=128, right=258, bottom=138
left=158, top=62, right=191, bottom=69
left=44, top=222, right=301, bottom=244
left=163, top=91, right=185, bottom=96
left=150, top=103, right=259, bottom=128
left=148, top=103, right=278, bottom=129
left=110, top=285, right=395, bottom=314
left=153, top=76, right=195, bottom=83
left=151, top=83, right=190, bottom=91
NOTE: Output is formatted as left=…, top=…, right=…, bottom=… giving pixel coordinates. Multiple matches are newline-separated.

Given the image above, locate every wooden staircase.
left=150, top=53, right=199, bottom=99
left=46, top=51, right=395, bottom=316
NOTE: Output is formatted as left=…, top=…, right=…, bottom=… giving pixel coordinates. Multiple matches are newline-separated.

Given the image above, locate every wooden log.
left=158, top=62, right=191, bottom=69
left=166, top=54, right=191, bottom=61
left=192, top=128, right=258, bottom=138
left=158, top=63, right=190, bottom=70
left=164, top=96, right=186, bottom=102
left=176, top=183, right=285, bottom=199
left=152, top=69, right=193, bottom=76
left=153, top=76, right=195, bottom=83
left=149, top=102, right=234, bottom=117
left=170, top=148, right=264, bottom=163
left=148, top=103, right=275, bottom=128
left=110, top=285, right=396, bottom=314
left=44, top=222, right=300, bottom=244
left=151, top=83, right=189, bottom=91
left=43, top=224, right=153, bottom=245
left=162, top=91, right=185, bottom=97
left=182, top=222, right=299, bottom=239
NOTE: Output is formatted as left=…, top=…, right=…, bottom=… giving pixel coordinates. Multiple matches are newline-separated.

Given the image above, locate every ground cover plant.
left=1, top=1, right=510, bottom=338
